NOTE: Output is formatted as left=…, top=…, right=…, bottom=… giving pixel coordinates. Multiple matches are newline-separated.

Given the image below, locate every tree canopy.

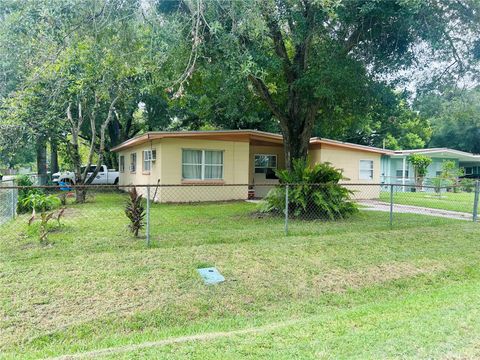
left=154, top=0, right=480, bottom=167
left=0, top=0, right=479, bottom=174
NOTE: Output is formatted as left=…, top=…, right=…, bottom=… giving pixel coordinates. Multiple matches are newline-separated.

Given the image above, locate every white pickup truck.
left=52, top=165, right=119, bottom=185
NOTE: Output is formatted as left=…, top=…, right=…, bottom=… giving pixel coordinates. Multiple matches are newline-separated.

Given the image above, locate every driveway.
left=358, top=200, right=473, bottom=221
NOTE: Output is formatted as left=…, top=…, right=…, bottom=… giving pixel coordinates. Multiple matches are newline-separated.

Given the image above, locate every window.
left=359, top=160, right=374, bottom=180
left=396, top=169, right=409, bottom=178
left=182, top=149, right=223, bottom=180
left=255, top=154, right=278, bottom=179
left=119, top=156, right=125, bottom=173
left=143, top=150, right=153, bottom=173
left=464, top=167, right=473, bottom=175
left=130, top=153, right=137, bottom=173
left=81, top=165, right=98, bottom=173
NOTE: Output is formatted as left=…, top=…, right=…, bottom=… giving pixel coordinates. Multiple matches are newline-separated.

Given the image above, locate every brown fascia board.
left=112, top=131, right=394, bottom=154
left=111, top=130, right=284, bottom=152
left=309, top=138, right=393, bottom=155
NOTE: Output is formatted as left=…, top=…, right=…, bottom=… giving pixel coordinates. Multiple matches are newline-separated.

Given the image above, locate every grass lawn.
left=2, top=192, right=480, bottom=359
left=379, top=190, right=476, bottom=213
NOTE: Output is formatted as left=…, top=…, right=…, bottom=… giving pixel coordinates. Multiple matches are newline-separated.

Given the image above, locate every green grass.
left=1, top=192, right=480, bottom=359
left=379, top=190, right=476, bottom=213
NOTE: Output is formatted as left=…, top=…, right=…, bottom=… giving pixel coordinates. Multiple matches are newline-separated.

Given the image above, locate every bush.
left=16, top=175, right=41, bottom=214
left=22, top=192, right=63, bottom=243
left=260, top=159, right=358, bottom=220
left=460, top=178, right=475, bottom=193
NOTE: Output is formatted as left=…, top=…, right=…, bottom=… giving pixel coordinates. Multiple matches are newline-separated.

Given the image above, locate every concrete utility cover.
left=197, top=267, right=225, bottom=285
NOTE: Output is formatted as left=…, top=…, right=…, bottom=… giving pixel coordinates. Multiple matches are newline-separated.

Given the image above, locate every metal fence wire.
left=0, top=180, right=17, bottom=226
left=0, top=182, right=478, bottom=244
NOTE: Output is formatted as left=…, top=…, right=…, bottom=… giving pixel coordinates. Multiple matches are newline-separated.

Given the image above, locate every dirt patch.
left=314, top=261, right=444, bottom=293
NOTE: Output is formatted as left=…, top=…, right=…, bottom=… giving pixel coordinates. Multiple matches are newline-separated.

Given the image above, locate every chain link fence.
left=0, top=182, right=478, bottom=245
left=0, top=179, right=17, bottom=226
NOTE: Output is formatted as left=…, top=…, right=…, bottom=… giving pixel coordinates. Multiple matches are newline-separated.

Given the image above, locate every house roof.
left=111, top=130, right=284, bottom=152
left=112, top=130, right=395, bottom=155
left=309, top=137, right=393, bottom=155
left=112, top=130, right=479, bottom=161
left=391, top=148, right=480, bottom=162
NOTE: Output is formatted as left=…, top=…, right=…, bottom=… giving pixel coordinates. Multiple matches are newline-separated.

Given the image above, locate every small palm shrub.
left=260, top=158, right=358, bottom=220
left=22, top=192, right=64, bottom=243
left=16, top=175, right=41, bottom=214
left=125, top=187, right=146, bottom=237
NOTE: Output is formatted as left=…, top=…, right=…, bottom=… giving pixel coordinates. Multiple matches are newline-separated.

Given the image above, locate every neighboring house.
left=381, top=148, right=480, bottom=189
left=111, top=130, right=391, bottom=202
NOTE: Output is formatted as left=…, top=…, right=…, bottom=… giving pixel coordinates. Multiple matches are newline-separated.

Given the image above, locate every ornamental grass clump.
left=125, top=187, right=146, bottom=237
left=260, top=158, right=358, bottom=220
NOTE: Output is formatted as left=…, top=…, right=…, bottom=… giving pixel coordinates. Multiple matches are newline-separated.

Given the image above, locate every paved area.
left=358, top=200, right=473, bottom=221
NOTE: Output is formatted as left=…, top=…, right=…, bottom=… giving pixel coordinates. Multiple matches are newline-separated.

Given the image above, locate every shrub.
left=460, top=178, right=475, bottom=193
left=22, top=192, right=63, bottom=243
left=407, top=154, right=432, bottom=187
left=260, top=159, right=358, bottom=220
left=16, top=175, right=41, bottom=214
left=125, top=187, right=146, bottom=237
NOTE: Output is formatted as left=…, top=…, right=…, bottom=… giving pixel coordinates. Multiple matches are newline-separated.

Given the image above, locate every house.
left=111, top=130, right=391, bottom=202
left=381, top=148, right=480, bottom=190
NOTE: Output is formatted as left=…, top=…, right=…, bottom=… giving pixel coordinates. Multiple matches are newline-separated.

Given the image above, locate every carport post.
left=473, top=181, right=479, bottom=223
left=284, top=184, right=289, bottom=236
left=146, top=185, right=151, bottom=246
left=389, top=184, right=394, bottom=228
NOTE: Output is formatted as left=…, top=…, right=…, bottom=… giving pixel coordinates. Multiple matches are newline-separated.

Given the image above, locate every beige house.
left=111, top=130, right=389, bottom=202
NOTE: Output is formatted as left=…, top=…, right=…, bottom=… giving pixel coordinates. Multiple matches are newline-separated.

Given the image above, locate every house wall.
left=309, top=144, right=382, bottom=199
left=118, top=138, right=250, bottom=202
left=117, top=141, right=162, bottom=189
left=116, top=137, right=387, bottom=201
left=388, top=157, right=460, bottom=184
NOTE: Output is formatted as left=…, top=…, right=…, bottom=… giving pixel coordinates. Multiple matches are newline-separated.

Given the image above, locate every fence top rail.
left=0, top=182, right=476, bottom=190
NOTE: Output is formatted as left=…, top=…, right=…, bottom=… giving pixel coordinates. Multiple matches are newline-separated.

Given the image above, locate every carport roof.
left=391, top=148, right=480, bottom=162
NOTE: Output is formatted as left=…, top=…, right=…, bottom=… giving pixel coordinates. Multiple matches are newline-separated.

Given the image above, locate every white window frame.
left=119, top=155, right=125, bottom=173
left=182, top=149, right=224, bottom=180
left=143, top=150, right=153, bottom=173
left=130, top=153, right=137, bottom=173
left=359, top=160, right=374, bottom=180
left=254, top=154, right=277, bottom=174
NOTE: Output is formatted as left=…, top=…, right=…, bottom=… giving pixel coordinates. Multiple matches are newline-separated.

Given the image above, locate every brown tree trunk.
left=75, top=188, right=87, bottom=203
left=36, top=137, right=48, bottom=185
left=50, top=139, right=59, bottom=174
left=282, top=122, right=312, bottom=170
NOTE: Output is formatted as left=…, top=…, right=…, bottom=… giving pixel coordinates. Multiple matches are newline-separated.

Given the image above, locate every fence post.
left=389, top=184, right=394, bottom=228
left=146, top=185, right=151, bottom=246
left=473, top=180, right=479, bottom=223
left=11, top=187, right=15, bottom=220
left=284, top=184, right=289, bottom=236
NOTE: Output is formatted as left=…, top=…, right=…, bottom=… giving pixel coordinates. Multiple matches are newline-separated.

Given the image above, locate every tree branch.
left=262, top=8, right=296, bottom=83
left=248, top=74, right=288, bottom=126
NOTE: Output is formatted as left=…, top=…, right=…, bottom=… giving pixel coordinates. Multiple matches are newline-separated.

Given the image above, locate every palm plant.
left=261, top=158, right=358, bottom=220
left=125, top=187, right=146, bottom=237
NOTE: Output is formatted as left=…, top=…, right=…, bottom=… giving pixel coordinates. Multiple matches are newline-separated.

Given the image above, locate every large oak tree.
left=157, top=0, right=480, bottom=168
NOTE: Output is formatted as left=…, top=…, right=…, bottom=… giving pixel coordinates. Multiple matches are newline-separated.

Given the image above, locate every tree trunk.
left=282, top=120, right=313, bottom=169
left=75, top=188, right=87, bottom=203
left=50, top=139, right=59, bottom=174
left=36, top=137, right=48, bottom=185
